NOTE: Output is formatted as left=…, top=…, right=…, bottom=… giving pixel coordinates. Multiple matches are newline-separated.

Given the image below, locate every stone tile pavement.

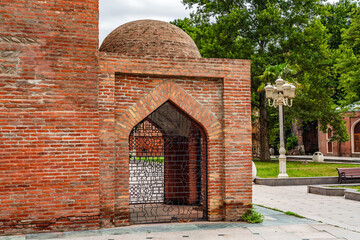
left=253, top=185, right=360, bottom=233
left=1, top=184, right=359, bottom=240
left=0, top=208, right=337, bottom=240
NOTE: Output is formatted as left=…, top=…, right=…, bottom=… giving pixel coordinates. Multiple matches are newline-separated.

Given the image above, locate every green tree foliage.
left=286, top=20, right=349, bottom=142
left=321, top=0, right=358, bottom=50
left=174, top=0, right=351, bottom=159
left=336, top=8, right=360, bottom=105
left=320, top=0, right=358, bottom=105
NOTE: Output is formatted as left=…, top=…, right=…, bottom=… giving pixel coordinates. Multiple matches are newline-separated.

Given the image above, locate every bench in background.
left=337, top=168, right=360, bottom=184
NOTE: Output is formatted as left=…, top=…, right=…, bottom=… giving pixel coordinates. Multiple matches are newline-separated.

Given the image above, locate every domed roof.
left=99, top=20, right=201, bottom=58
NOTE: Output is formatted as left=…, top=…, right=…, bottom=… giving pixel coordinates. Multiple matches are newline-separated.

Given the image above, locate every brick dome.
left=99, top=20, right=201, bottom=58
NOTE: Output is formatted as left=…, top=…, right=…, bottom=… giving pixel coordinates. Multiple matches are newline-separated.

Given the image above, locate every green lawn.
left=133, top=156, right=164, bottom=163
left=254, top=160, right=360, bottom=178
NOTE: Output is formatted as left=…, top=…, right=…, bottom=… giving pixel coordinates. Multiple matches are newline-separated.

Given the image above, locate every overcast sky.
left=99, top=0, right=192, bottom=45
left=99, top=0, right=339, bottom=46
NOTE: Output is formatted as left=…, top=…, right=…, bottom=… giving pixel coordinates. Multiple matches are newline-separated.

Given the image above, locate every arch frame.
left=98, top=55, right=252, bottom=226
left=127, top=100, right=209, bottom=223
left=115, top=80, right=221, bottom=141
left=112, top=81, right=222, bottom=225
left=351, top=118, right=360, bottom=154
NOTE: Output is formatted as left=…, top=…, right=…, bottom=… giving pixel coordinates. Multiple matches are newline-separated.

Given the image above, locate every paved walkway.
left=253, top=185, right=360, bottom=237
left=0, top=207, right=336, bottom=240
left=2, top=185, right=360, bottom=240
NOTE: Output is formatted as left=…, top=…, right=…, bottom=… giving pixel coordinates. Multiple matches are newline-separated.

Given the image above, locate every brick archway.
left=111, top=80, right=223, bottom=225
left=115, top=81, right=221, bottom=140
left=128, top=101, right=208, bottom=224
left=352, top=119, right=360, bottom=154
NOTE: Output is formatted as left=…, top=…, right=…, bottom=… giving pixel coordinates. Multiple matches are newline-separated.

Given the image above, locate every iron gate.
left=129, top=101, right=207, bottom=224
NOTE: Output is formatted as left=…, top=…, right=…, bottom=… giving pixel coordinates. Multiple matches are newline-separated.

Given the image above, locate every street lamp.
left=264, top=76, right=296, bottom=178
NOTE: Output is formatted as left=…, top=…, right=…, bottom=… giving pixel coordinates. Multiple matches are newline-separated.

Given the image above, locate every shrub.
left=241, top=209, right=264, bottom=223
left=286, top=134, right=298, bottom=151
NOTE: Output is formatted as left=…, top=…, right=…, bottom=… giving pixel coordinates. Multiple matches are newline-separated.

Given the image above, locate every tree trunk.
left=259, top=90, right=271, bottom=161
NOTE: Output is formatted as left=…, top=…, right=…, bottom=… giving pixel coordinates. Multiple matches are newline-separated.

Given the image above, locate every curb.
left=308, top=184, right=360, bottom=201
left=254, top=177, right=338, bottom=186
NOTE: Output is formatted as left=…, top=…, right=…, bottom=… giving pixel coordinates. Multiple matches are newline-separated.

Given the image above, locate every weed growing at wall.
left=241, top=209, right=264, bottom=223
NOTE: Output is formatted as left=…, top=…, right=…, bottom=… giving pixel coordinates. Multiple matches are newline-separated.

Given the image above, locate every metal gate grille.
left=129, top=101, right=207, bottom=224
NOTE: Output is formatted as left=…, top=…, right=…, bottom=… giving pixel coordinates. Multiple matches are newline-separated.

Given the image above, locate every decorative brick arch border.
left=98, top=54, right=252, bottom=227
left=115, top=80, right=221, bottom=141
left=111, top=80, right=222, bottom=225
left=351, top=118, right=360, bottom=154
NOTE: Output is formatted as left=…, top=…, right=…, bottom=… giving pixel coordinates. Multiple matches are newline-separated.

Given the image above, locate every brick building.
left=0, top=1, right=252, bottom=235
left=318, top=104, right=360, bottom=157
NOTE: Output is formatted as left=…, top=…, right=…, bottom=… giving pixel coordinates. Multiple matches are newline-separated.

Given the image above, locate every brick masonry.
left=0, top=0, right=100, bottom=235
left=0, top=0, right=252, bottom=235
left=99, top=20, right=201, bottom=58
left=318, top=112, right=360, bottom=157
left=98, top=54, right=252, bottom=226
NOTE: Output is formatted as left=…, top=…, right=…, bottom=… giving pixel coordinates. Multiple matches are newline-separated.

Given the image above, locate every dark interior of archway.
left=128, top=101, right=207, bottom=224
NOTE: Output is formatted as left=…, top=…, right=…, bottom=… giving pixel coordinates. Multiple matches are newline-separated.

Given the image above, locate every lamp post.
left=264, top=77, right=296, bottom=178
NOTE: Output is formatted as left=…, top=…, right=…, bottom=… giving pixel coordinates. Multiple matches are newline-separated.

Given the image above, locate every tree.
left=336, top=8, right=360, bottom=105
left=321, top=0, right=359, bottom=50
left=320, top=0, right=359, bottom=105
left=174, top=0, right=323, bottom=160
left=174, top=0, right=349, bottom=159
left=286, top=19, right=349, bottom=143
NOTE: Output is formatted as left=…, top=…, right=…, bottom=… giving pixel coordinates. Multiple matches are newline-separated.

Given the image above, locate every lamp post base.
left=278, top=173, right=289, bottom=178
left=278, top=150, right=288, bottom=178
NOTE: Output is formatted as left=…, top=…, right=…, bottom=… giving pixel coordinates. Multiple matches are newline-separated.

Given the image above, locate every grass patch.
left=256, top=205, right=304, bottom=218
left=132, top=156, right=164, bottom=163
left=284, top=211, right=305, bottom=218
left=254, top=160, right=360, bottom=178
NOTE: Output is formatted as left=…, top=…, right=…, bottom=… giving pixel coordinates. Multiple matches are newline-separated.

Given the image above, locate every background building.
left=319, top=103, right=360, bottom=157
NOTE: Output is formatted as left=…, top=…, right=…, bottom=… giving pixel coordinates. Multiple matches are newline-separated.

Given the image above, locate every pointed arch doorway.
left=128, top=101, right=208, bottom=224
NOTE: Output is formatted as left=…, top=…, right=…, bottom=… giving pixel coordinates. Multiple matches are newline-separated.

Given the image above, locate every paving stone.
left=253, top=185, right=360, bottom=233
left=4, top=185, right=360, bottom=240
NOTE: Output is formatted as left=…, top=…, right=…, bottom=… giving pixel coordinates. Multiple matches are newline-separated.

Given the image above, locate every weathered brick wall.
left=0, top=0, right=100, bottom=234
left=99, top=54, right=252, bottom=224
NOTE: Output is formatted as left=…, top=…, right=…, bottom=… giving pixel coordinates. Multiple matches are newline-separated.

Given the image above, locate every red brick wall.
left=129, top=136, right=164, bottom=157
left=0, top=0, right=100, bottom=234
left=318, top=112, right=360, bottom=157
left=128, top=119, right=164, bottom=157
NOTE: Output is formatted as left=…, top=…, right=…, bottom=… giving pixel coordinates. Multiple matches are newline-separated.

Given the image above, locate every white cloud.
left=99, top=0, right=192, bottom=45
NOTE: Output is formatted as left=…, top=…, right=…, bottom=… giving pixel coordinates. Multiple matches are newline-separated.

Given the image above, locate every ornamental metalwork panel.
left=129, top=101, right=207, bottom=224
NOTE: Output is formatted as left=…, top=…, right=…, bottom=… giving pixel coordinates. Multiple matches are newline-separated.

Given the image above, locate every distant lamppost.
left=264, top=77, right=296, bottom=178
